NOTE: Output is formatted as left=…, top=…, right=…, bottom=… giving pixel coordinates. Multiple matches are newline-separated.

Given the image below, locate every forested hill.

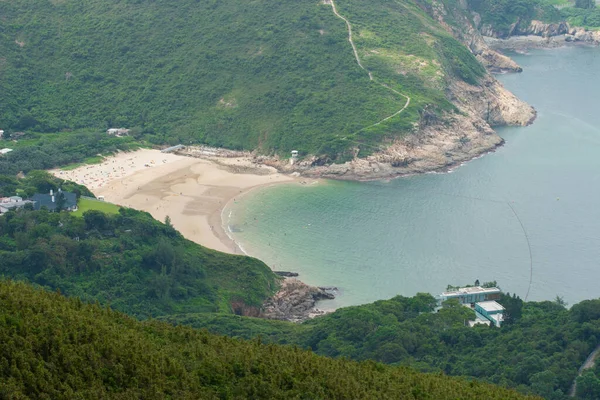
left=0, top=172, right=279, bottom=317
left=168, top=293, right=600, bottom=399
left=0, top=0, right=484, bottom=159
left=0, top=280, right=539, bottom=399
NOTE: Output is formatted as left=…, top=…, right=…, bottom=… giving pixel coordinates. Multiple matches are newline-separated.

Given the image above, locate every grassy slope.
left=0, top=0, right=485, bottom=159
left=0, top=280, right=539, bottom=399
left=71, top=197, right=121, bottom=217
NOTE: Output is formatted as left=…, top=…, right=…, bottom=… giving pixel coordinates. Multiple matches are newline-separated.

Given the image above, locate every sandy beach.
left=50, top=149, right=294, bottom=254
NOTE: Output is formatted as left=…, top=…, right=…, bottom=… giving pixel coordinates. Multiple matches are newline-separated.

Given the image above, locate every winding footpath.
left=569, top=343, right=600, bottom=397
left=326, top=0, right=411, bottom=133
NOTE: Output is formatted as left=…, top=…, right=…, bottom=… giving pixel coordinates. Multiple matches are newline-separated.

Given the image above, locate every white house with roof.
left=0, top=196, right=34, bottom=214
left=475, top=301, right=505, bottom=327
left=438, top=286, right=502, bottom=306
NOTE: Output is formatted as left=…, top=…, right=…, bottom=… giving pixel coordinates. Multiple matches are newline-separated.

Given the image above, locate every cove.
left=225, top=46, right=600, bottom=309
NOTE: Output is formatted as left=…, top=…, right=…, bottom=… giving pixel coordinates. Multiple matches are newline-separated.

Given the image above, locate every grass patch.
left=61, top=155, right=105, bottom=171
left=72, top=197, right=121, bottom=216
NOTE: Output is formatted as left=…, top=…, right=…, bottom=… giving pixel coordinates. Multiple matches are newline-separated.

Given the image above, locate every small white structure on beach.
left=107, top=128, right=130, bottom=137
left=290, top=150, right=299, bottom=165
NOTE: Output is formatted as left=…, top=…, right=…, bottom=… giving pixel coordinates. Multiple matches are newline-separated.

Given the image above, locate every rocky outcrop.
left=475, top=49, right=522, bottom=73
left=566, top=26, right=600, bottom=44
left=480, top=20, right=570, bottom=39
left=261, top=278, right=335, bottom=322
left=479, top=19, right=600, bottom=47
left=274, top=271, right=299, bottom=277
left=522, top=20, right=569, bottom=37
left=266, top=72, right=535, bottom=181
left=450, top=75, right=536, bottom=128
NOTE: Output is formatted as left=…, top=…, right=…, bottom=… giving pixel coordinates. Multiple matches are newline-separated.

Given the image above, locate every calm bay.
left=225, top=46, right=600, bottom=309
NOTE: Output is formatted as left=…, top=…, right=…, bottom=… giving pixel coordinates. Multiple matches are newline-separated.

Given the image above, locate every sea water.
left=225, top=46, right=600, bottom=309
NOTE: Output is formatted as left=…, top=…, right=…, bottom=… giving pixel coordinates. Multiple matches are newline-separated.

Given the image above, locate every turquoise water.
left=226, top=46, right=600, bottom=309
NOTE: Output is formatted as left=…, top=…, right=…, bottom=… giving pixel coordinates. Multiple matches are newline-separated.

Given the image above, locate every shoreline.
left=216, top=180, right=307, bottom=256
left=50, top=149, right=296, bottom=255
left=484, top=34, right=599, bottom=52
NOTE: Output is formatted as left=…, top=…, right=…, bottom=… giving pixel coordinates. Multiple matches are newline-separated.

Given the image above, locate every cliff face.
left=479, top=20, right=570, bottom=39
left=423, top=0, right=523, bottom=73
left=566, top=26, right=600, bottom=44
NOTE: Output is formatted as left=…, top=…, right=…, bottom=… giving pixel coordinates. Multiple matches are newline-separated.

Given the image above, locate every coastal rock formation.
left=475, top=49, right=523, bottom=73
left=566, top=27, right=600, bottom=44
left=262, top=278, right=334, bottom=322
left=480, top=20, right=570, bottom=39
left=269, top=71, right=535, bottom=181
left=450, top=76, right=536, bottom=128
left=479, top=19, right=600, bottom=47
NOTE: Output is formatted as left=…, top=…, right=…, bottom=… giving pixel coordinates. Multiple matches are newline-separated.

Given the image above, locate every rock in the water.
left=274, top=271, right=299, bottom=277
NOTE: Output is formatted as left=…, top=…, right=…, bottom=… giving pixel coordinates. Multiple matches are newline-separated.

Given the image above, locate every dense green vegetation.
left=561, top=5, right=600, bottom=28
left=1, top=175, right=599, bottom=398
left=0, top=206, right=279, bottom=318
left=0, top=170, right=93, bottom=198
left=467, top=0, right=563, bottom=36
left=467, top=0, right=600, bottom=32
left=0, top=280, right=540, bottom=399
left=2, top=174, right=598, bottom=399
left=0, top=0, right=487, bottom=160
left=0, top=131, right=138, bottom=176
left=167, top=293, right=600, bottom=399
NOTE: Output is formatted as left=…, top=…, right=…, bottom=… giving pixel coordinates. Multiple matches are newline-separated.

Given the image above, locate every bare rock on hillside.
left=262, top=278, right=334, bottom=322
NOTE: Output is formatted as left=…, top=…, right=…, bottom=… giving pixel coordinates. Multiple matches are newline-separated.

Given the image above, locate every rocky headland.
left=261, top=278, right=336, bottom=322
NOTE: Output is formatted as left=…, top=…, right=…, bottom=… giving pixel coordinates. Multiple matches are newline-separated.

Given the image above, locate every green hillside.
left=1, top=175, right=597, bottom=398
left=0, top=205, right=278, bottom=318
left=0, top=280, right=539, bottom=399
left=166, top=293, right=600, bottom=399
left=0, top=0, right=484, bottom=159
left=0, top=170, right=93, bottom=198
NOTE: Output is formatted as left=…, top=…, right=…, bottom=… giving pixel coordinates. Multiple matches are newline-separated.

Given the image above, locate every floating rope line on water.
left=430, top=191, right=534, bottom=300
left=505, top=201, right=534, bottom=301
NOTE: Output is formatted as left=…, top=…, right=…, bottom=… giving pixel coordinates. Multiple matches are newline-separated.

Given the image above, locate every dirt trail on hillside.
left=326, top=0, right=411, bottom=132
left=569, top=344, right=600, bottom=396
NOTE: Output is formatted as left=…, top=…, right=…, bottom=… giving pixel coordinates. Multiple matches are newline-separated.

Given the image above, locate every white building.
left=475, top=301, right=505, bottom=327
left=438, top=286, right=502, bottom=305
left=106, top=128, right=130, bottom=137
